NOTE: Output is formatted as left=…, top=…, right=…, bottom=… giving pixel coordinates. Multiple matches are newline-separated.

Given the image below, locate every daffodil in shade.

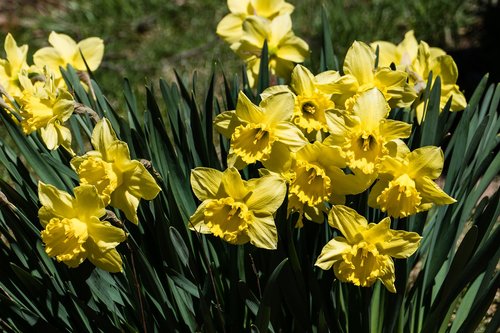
left=33, top=31, right=104, bottom=79
left=189, top=167, right=286, bottom=249
left=368, top=144, right=456, bottom=218
left=262, top=65, right=339, bottom=139
left=71, top=118, right=161, bottom=224
left=0, top=33, right=29, bottom=97
left=16, top=71, right=74, bottom=152
left=315, top=205, right=421, bottom=292
left=324, top=88, right=412, bottom=175
left=235, top=15, right=309, bottom=87
left=318, top=41, right=416, bottom=110
left=410, top=41, right=466, bottom=123
left=214, top=90, right=307, bottom=169
left=216, top=0, right=294, bottom=46
left=265, top=142, right=373, bottom=227
left=38, top=182, right=127, bottom=272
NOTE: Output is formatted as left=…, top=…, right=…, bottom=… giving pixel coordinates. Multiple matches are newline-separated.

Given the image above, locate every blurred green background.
left=1, top=0, right=498, bottom=107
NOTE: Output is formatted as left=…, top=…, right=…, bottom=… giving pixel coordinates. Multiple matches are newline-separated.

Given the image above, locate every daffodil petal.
left=189, top=201, right=212, bottom=233
left=383, top=228, right=422, bottom=259
left=344, top=41, right=375, bottom=86
left=247, top=214, right=278, bottom=249
left=221, top=167, right=248, bottom=200
left=191, top=167, right=223, bottom=200
left=246, top=174, right=286, bottom=212
left=92, top=118, right=118, bottom=155
left=416, top=176, right=456, bottom=205
left=407, top=146, right=443, bottom=179
left=86, top=241, right=123, bottom=273
left=328, top=205, right=367, bottom=240
left=38, top=182, right=74, bottom=218
left=87, top=217, right=126, bottom=250
left=110, top=187, right=140, bottom=224
left=260, top=91, right=295, bottom=123
left=48, top=32, right=78, bottom=60
left=73, top=185, right=106, bottom=219
left=74, top=37, right=104, bottom=71
left=315, top=237, right=351, bottom=270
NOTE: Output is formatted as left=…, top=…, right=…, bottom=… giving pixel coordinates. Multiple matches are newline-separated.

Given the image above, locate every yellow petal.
left=416, top=176, right=456, bottom=205
left=87, top=216, right=126, bottom=250
left=260, top=91, right=295, bottom=123
left=235, top=91, right=264, bottom=124
left=247, top=214, right=278, bottom=249
left=379, top=119, right=412, bottom=141
left=367, top=179, right=389, bottom=208
left=315, top=237, right=351, bottom=270
left=328, top=205, right=367, bottom=241
left=383, top=228, right=421, bottom=259
left=74, top=37, right=104, bottom=71
left=273, top=122, right=308, bottom=150
left=190, top=167, right=223, bottom=200
left=221, top=167, right=249, bottom=200
left=378, top=257, right=396, bottom=293
left=110, top=187, right=140, bottom=224
left=228, top=0, right=250, bottom=13
left=260, top=85, right=292, bottom=100
left=40, top=123, right=59, bottom=150
left=86, top=241, right=123, bottom=273
left=353, top=88, right=390, bottom=130
left=407, top=146, right=444, bottom=179
left=246, top=174, right=286, bottom=212
left=371, top=40, right=398, bottom=68
left=38, top=182, right=74, bottom=218
left=275, top=35, right=309, bottom=63
left=123, top=161, right=161, bottom=201
left=189, top=201, right=212, bottom=233
left=92, top=118, right=118, bottom=155
left=214, top=111, right=239, bottom=138
left=344, top=41, right=375, bottom=86
left=73, top=184, right=106, bottom=219
left=269, top=14, right=292, bottom=46
left=217, top=14, right=244, bottom=44
left=291, top=64, right=315, bottom=95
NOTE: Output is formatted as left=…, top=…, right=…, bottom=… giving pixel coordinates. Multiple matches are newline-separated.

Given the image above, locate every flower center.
left=377, top=174, right=422, bottom=218
left=289, top=161, right=331, bottom=206
left=204, top=197, right=251, bottom=244
left=231, top=123, right=276, bottom=164
left=302, top=101, right=317, bottom=114
left=293, top=94, right=333, bottom=134
left=336, top=242, right=383, bottom=287
left=347, top=131, right=382, bottom=174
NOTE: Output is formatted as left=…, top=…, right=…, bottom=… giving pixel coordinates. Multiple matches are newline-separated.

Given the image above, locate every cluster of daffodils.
left=0, top=33, right=161, bottom=272
left=217, top=0, right=309, bottom=87
left=0, top=32, right=104, bottom=152
left=193, top=22, right=465, bottom=291
left=38, top=118, right=161, bottom=272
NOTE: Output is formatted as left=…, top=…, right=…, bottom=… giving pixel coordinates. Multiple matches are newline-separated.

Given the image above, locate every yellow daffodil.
left=368, top=144, right=456, bottom=218
left=411, top=41, right=466, bottom=123
left=315, top=205, right=421, bottom=292
left=371, top=30, right=419, bottom=69
left=71, top=118, right=161, bottom=224
left=319, top=41, right=416, bottom=110
left=33, top=31, right=104, bottom=78
left=214, top=91, right=307, bottom=169
left=189, top=167, right=286, bottom=249
left=16, top=71, right=74, bottom=152
left=262, top=65, right=340, bottom=139
left=217, top=0, right=294, bottom=46
left=0, top=33, right=29, bottom=97
left=38, top=182, right=126, bottom=272
left=264, top=142, right=373, bottom=227
left=235, top=15, right=309, bottom=87
left=324, top=88, right=412, bottom=175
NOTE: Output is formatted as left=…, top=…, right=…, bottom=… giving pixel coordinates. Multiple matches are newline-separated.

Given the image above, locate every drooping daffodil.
left=214, top=90, right=307, bottom=169
left=324, top=88, right=412, bottom=175
left=235, top=14, right=309, bottom=87
left=189, top=167, right=286, bottom=249
left=71, top=118, right=161, bottom=224
left=315, top=205, right=421, bottom=292
left=368, top=144, right=456, bottom=218
left=33, top=31, right=104, bottom=78
left=216, top=0, right=294, bottom=47
left=17, top=70, right=74, bottom=152
left=38, top=182, right=127, bottom=272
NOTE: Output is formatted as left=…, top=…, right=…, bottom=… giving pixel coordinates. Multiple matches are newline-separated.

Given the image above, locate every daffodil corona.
left=189, top=167, right=286, bottom=249
left=315, top=205, right=421, bottom=292
left=38, top=182, right=126, bottom=272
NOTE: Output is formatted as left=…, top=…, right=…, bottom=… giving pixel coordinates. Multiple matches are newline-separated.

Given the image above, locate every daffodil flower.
left=262, top=65, right=340, bottom=139
left=371, top=30, right=420, bottom=69
left=264, top=142, right=373, bottom=227
left=324, top=88, right=412, bottom=175
left=33, top=31, right=104, bottom=78
left=71, top=118, right=161, bottom=224
left=38, top=182, right=127, bottom=272
left=189, top=167, right=286, bottom=249
left=0, top=33, right=29, bottom=97
left=17, top=70, right=74, bottom=152
left=411, top=41, right=466, bottom=123
left=214, top=91, right=307, bottom=169
left=216, top=0, right=294, bottom=46
left=315, top=205, right=421, bottom=292
left=368, top=145, right=456, bottom=218
left=235, top=15, right=309, bottom=87
left=319, top=41, right=416, bottom=109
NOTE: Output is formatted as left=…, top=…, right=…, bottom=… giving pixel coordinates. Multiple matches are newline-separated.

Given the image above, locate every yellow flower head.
left=0, top=33, right=29, bottom=97
left=371, top=30, right=419, bottom=69
left=71, top=118, right=161, bottom=224
left=368, top=144, right=456, bottom=218
left=189, top=167, right=286, bottom=249
left=17, top=70, right=74, bottom=152
left=33, top=31, right=104, bottom=78
left=280, top=142, right=373, bottom=227
left=235, top=15, right=309, bottom=87
left=38, top=182, right=126, bottom=272
left=214, top=91, right=307, bottom=169
left=324, top=88, right=412, bottom=175
left=217, top=0, right=294, bottom=46
left=315, top=205, right=421, bottom=292
left=319, top=41, right=417, bottom=109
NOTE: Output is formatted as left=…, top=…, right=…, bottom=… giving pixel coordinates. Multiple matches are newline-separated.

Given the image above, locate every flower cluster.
left=0, top=32, right=104, bottom=151
left=217, top=0, right=309, bottom=87
left=191, top=17, right=466, bottom=292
